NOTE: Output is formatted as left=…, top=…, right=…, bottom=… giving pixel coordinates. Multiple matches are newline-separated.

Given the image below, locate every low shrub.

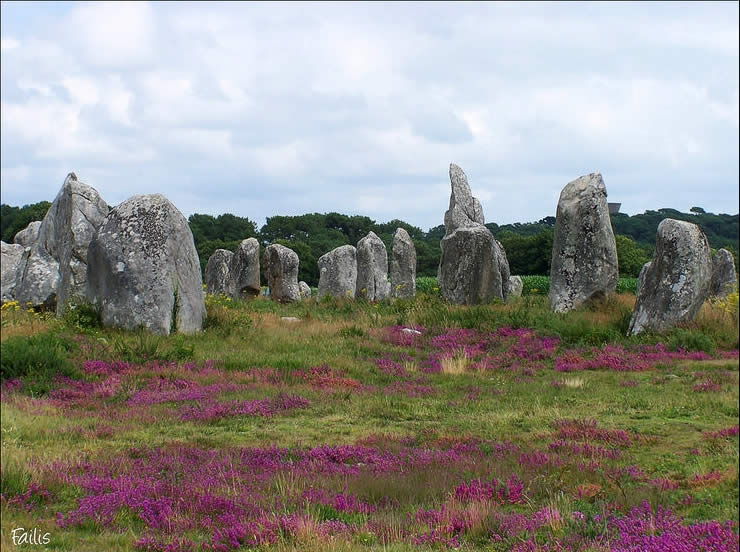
left=416, top=277, right=440, bottom=295
left=0, top=332, right=80, bottom=395
left=522, top=275, right=550, bottom=296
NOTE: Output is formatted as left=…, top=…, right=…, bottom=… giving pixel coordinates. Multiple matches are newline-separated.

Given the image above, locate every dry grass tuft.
left=441, top=349, right=470, bottom=375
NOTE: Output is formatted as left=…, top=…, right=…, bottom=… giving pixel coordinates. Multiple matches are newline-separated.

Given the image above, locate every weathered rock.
left=549, top=173, right=618, bottom=313
left=390, top=228, right=416, bottom=299
left=204, top=249, right=233, bottom=296
left=496, top=239, right=511, bottom=298
left=439, top=225, right=509, bottom=304
left=444, top=163, right=485, bottom=235
left=318, top=245, right=357, bottom=299
left=627, top=219, right=712, bottom=335
left=87, top=194, right=205, bottom=335
left=281, top=316, right=301, bottom=323
left=356, top=231, right=390, bottom=301
left=298, top=281, right=311, bottom=299
left=1, top=241, right=28, bottom=302
left=262, top=244, right=300, bottom=303
left=230, top=238, right=260, bottom=299
left=508, top=275, right=523, bottom=299
left=13, top=221, right=41, bottom=248
left=710, top=248, right=738, bottom=298
left=12, top=245, right=59, bottom=309
left=636, top=261, right=651, bottom=297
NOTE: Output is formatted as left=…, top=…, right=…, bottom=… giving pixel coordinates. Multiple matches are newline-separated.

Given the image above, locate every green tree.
left=615, top=234, right=651, bottom=277
left=1, top=201, right=52, bottom=242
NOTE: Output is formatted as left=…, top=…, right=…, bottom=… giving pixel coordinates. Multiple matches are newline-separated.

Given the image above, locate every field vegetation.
left=1, top=287, right=738, bottom=551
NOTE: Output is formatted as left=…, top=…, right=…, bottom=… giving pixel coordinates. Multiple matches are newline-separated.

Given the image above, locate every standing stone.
left=627, top=219, right=712, bottom=335
left=13, top=221, right=41, bottom=248
left=14, top=173, right=108, bottom=313
left=1, top=242, right=28, bottom=302
left=298, top=281, right=311, bottom=300
left=87, top=194, right=205, bottom=335
left=549, top=173, right=618, bottom=313
left=318, top=245, right=357, bottom=299
left=205, top=249, right=233, bottom=296
left=356, top=231, right=390, bottom=301
left=390, top=228, right=416, bottom=299
left=710, top=249, right=738, bottom=298
left=230, top=238, right=260, bottom=299
left=635, top=261, right=651, bottom=297
left=508, top=275, right=523, bottom=299
left=438, top=164, right=510, bottom=304
left=444, top=163, right=485, bottom=234
left=263, top=244, right=300, bottom=303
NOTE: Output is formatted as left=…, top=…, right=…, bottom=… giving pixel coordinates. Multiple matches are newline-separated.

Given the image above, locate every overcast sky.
left=1, top=1, right=738, bottom=231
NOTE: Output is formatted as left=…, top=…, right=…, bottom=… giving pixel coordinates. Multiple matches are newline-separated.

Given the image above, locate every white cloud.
left=1, top=37, right=19, bottom=51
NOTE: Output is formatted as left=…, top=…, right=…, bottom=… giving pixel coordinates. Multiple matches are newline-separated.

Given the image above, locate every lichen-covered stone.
left=439, top=225, right=508, bottom=304
left=298, top=281, right=311, bottom=300
left=444, top=163, right=485, bottom=235
left=205, top=249, right=233, bottom=296
left=356, top=231, right=390, bottom=301
left=508, top=275, right=523, bottom=299
left=230, top=238, right=260, bottom=299
left=318, top=245, right=357, bottom=299
left=636, top=261, right=651, bottom=297
left=627, top=219, right=712, bottom=335
left=710, top=248, right=738, bottom=298
left=1, top=241, right=28, bottom=302
left=549, top=173, right=618, bottom=313
left=13, top=221, right=41, bottom=248
left=87, top=194, right=205, bottom=335
left=263, top=244, right=300, bottom=303
left=390, top=227, right=416, bottom=299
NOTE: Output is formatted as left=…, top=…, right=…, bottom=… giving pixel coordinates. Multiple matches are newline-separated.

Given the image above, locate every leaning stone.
left=508, top=275, right=523, bottom=299
left=262, top=244, right=300, bottom=303
left=356, top=231, right=390, bottom=301
left=230, top=238, right=261, bottom=299
left=391, top=228, right=416, bottom=299
left=439, top=225, right=507, bottom=304
left=710, top=248, right=738, bottom=298
left=298, top=281, right=311, bottom=299
left=13, top=221, right=41, bottom=248
left=444, top=163, right=485, bottom=235
left=549, top=173, right=618, bottom=313
left=1, top=241, right=29, bottom=302
left=87, top=194, right=205, bottom=335
left=635, top=261, right=651, bottom=296
left=627, top=219, right=712, bottom=335
left=318, top=245, right=357, bottom=299
left=205, top=249, right=233, bottom=296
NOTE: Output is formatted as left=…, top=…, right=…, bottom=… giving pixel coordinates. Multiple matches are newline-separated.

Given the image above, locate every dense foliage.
left=2, top=200, right=737, bottom=285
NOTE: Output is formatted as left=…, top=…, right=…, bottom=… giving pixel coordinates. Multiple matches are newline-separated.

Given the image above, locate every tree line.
left=2, top=201, right=737, bottom=287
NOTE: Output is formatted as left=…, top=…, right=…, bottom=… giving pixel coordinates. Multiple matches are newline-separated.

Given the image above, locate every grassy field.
left=1, top=291, right=738, bottom=551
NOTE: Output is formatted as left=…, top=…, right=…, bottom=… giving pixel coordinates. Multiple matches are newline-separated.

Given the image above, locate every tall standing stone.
left=549, top=173, right=618, bottom=313
left=14, top=173, right=108, bottom=313
left=230, top=238, right=260, bottom=299
left=627, top=219, right=712, bottom=335
left=438, top=163, right=510, bottom=304
left=263, top=244, right=300, bottom=303
left=390, top=228, right=416, bottom=299
left=87, top=194, right=205, bottom=335
left=204, top=249, right=233, bottom=296
left=318, top=245, right=357, bottom=299
left=710, top=248, right=738, bottom=298
left=356, top=231, right=390, bottom=301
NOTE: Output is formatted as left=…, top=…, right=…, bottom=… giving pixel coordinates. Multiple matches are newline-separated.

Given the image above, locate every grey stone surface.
left=263, top=243, right=300, bottom=303
left=1, top=241, right=28, bottom=302
left=356, top=231, right=390, bottom=301
left=627, top=219, right=712, bottom=335
left=549, top=173, right=618, bottom=313
left=438, top=225, right=509, bottom=304
left=508, top=275, right=523, bottom=299
left=13, top=221, right=41, bottom=248
left=636, top=261, right=651, bottom=297
left=390, top=227, right=416, bottom=299
left=204, top=249, right=233, bottom=296
left=230, top=238, right=260, bottom=299
left=443, top=163, right=485, bottom=235
left=318, top=245, right=357, bottom=299
left=87, top=194, right=205, bottom=335
left=298, top=281, right=311, bottom=299
left=710, top=248, right=738, bottom=298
